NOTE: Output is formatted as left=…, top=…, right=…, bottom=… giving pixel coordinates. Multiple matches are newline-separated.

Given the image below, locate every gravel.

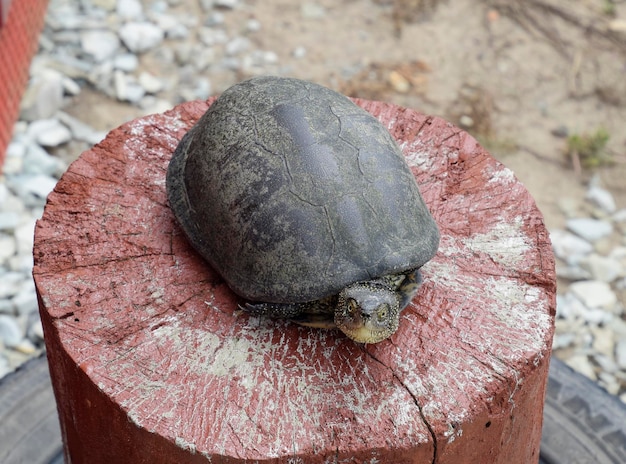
left=1, top=0, right=625, bottom=406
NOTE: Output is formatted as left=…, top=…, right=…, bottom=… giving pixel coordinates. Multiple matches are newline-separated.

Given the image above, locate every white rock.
left=6, top=174, right=56, bottom=203
left=117, top=0, right=144, bottom=20
left=246, top=19, right=261, bottom=32
left=215, top=0, right=238, bottom=8
left=0, top=271, right=23, bottom=299
left=138, top=71, right=164, bottom=93
left=27, top=119, right=72, bottom=147
left=0, top=213, right=20, bottom=231
left=550, top=229, right=593, bottom=261
left=19, top=70, right=65, bottom=121
left=613, top=209, right=626, bottom=223
left=565, top=354, right=597, bottom=380
left=586, top=186, right=616, bottom=214
left=591, top=326, right=615, bottom=355
left=114, top=71, right=146, bottom=103
left=113, top=53, right=139, bottom=72
left=119, top=22, right=164, bottom=53
left=555, top=262, right=591, bottom=281
left=569, top=280, right=618, bottom=310
left=552, top=332, right=576, bottom=350
left=579, top=254, right=624, bottom=283
left=0, top=235, right=17, bottom=262
left=616, top=339, right=626, bottom=370
left=81, top=30, right=121, bottom=62
left=14, top=217, right=38, bottom=255
left=292, top=46, right=307, bottom=59
left=566, top=218, right=613, bottom=243
left=11, top=287, right=38, bottom=316
left=58, top=112, right=107, bottom=145
left=0, top=314, right=24, bottom=348
left=301, top=2, right=326, bottom=19
left=29, top=319, right=45, bottom=342
left=225, top=37, right=250, bottom=55
left=8, top=254, right=34, bottom=274
left=23, top=142, right=66, bottom=176
left=592, top=353, right=618, bottom=374
left=61, top=76, right=81, bottom=96
left=597, top=372, right=620, bottom=395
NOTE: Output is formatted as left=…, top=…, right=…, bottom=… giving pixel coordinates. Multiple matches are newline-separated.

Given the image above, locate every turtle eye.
left=377, top=304, right=390, bottom=321
left=347, top=298, right=359, bottom=315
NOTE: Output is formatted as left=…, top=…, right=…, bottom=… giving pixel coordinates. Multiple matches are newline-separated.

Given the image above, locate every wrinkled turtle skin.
left=167, top=76, right=440, bottom=343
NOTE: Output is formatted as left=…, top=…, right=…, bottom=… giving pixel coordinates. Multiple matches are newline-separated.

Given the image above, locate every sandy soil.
left=65, top=0, right=626, bottom=232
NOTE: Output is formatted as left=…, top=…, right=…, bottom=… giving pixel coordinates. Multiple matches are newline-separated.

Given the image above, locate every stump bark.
left=33, top=97, right=556, bottom=463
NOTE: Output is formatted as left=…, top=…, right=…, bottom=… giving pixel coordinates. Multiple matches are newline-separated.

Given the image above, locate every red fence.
left=0, top=0, right=49, bottom=169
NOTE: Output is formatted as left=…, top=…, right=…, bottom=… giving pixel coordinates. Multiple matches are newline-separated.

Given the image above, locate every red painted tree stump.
left=33, top=97, right=556, bottom=463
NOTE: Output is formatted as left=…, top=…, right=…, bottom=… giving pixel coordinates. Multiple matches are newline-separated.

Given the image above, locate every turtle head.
left=335, top=283, right=400, bottom=343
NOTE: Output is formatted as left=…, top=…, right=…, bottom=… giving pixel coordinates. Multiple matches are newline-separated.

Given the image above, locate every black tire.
left=540, top=357, right=626, bottom=464
left=0, top=354, right=63, bottom=464
left=0, top=355, right=624, bottom=463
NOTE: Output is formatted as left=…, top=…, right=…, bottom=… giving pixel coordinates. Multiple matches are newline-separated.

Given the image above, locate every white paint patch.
left=462, top=216, right=531, bottom=268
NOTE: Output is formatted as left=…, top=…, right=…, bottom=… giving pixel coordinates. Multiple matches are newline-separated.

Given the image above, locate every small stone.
left=557, top=197, right=581, bottom=218
left=197, top=28, right=228, bottom=47
left=114, top=71, right=146, bottom=103
left=301, top=2, right=326, bottom=19
left=0, top=213, right=20, bottom=231
left=12, top=286, right=38, bottom=316
left=215, top=0, right=238, bottom=8
left=0, top=355, right=11, bottom=379
left=569, top=280, right=617, bottom=310
left=388, top=70, right=411, bottom=93
left=555, top=262, right=591, bottom=281
left=613, top=209, right=626, bottom=223
left=0, top=315, right=24, bottom=348
left=138, top=72, right=164, bottom=94
left=579, top=254, right=624, bottom=283
left=591, top=353, right=618, bottom=374
left=586, top=186, right=616, bottom=214
left=81, top=30, right=121, bottom=62
left=225, top=37, right=250, bottom=55
left=19, top=70, right=65, bottom=121
left=57, top=112, right=107, bottom=145
left=204, top=12, right=225, bottom=27
left=590, top=326, right=614, bottom=355
left=597, top=372, right=620, bottom=395
left=550, top=229, right=593, bottom=261
left=23, top=142, right=67, bottom=176
left=29, top=319, right=45, bottom=342
left=27, top=119, right=72, bottom=147
left=119, top=22, right=164, bottom=53
left=14, top=218, right=38, bottom=255
left=246, top=18, right=261, bottom=32
left=616, top=339, right=626, bottom=370
left=117, top=0, right=144, bottom=20
left=0, top=235, right=17, bottom=262
left=113, top=53, right=139, bottom=72
left=566, top=218, right=613, bottom=243
left=551, top=125, right=569, bottom=138
left=292, top=46, right=307, bottom=59
left=565, top=354, right=597, bottom=380
left=62, top=76, right=82, bottom=96
left=13, top=339, right=37, bottom=355
left=552, top=332, right=576, bottom=350
left=8, top=174, right=58, bottom=202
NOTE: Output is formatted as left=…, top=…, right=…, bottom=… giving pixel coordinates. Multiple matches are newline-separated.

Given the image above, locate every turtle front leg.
left=243, top=296, right=338, bottom=329
left=397, top=268, right=423, bottom=310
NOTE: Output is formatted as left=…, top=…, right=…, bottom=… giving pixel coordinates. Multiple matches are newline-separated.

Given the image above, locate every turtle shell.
left=167, top=76, right=440, bottom=303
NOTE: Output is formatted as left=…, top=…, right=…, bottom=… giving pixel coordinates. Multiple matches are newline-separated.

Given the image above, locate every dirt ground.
left=65, top=0, right=626, bottom=233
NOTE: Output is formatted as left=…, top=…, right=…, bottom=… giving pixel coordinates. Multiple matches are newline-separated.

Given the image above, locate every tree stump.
left=33, top=97, right=556, bottom=463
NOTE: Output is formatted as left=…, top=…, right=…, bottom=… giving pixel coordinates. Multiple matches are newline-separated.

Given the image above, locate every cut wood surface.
left=33, top=98, right=556, bottom=463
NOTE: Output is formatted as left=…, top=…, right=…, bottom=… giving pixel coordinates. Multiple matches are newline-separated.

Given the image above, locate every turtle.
left=166, top=76, right=440, bottom=343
